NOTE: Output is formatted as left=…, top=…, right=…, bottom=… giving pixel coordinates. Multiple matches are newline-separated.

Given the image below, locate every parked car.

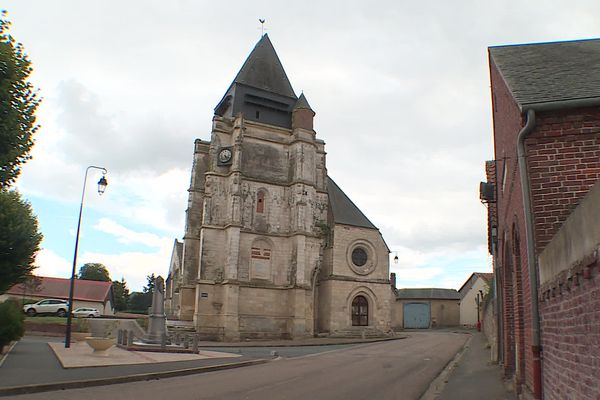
left=72, top=307, right=100, bottom=318
left=23, top=299, right=69, bottom=317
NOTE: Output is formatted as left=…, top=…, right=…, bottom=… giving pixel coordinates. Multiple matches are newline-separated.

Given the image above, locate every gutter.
left=516, top=108, right=542, bottom=399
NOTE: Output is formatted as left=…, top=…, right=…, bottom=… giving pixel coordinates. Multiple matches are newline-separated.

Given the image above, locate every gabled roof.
left=458, top=272, right=494, bottom=294
left=327, top=176, right=377, bottom=230
left=489, top=39, right=600, bottom=111
left=6, top=276, right=112, bottom=303
left=232, top=34, right=296, bottom=98
left=396, top=288, right=461, bottom=300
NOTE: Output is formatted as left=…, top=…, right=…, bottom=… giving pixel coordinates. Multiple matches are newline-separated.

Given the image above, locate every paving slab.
left=48, top=341, right=240, bottom=368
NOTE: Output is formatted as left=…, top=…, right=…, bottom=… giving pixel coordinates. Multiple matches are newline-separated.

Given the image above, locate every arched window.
left=351, top=295, right=368, bottom=326
left=256, top=190, right=265, bottom=214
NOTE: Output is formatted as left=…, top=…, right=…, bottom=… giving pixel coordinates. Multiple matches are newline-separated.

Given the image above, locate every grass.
left=25, top=316, right=67, bottom=324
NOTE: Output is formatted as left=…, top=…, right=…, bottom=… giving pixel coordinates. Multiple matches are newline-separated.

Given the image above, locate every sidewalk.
left=434, top=331, right=516, bottom=400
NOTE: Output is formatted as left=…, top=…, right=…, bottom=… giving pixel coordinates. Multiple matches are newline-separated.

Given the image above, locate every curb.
left=418, top=333, right=473, bottom=400
left=0, top=358, right=271, bottom=397
left=195, top=335, right=407, bottom=348
left=0, top=341, right=18, bottom=368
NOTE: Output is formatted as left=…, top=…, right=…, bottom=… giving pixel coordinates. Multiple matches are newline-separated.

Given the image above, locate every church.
left=165, top=34, right=393, bottom=340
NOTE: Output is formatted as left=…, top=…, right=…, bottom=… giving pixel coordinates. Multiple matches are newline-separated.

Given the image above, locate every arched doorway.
left=351, top=295, right=369, bottom=326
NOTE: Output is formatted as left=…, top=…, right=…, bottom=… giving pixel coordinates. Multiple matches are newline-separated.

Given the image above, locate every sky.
left=5, top=0, right=600, bottom=292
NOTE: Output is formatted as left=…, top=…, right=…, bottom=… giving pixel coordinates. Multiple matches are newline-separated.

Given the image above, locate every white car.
left=72, top=307, right=101, bottom=318
left=23, top=299, right=69, bottom=317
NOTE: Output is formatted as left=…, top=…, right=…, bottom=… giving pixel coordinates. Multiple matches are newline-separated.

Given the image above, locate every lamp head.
left=97, top=175, right=108, bottom=195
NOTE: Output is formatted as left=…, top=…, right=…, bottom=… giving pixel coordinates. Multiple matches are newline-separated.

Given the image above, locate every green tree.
left=0, top=189, right=42, bottom=294
left=0, top=11, right=41, bottom=188
left=0, top=300, right=25, bottom=353
left=143, top=273, right=156, bottom=293
left=126, top=274, right=157, bottom=313
left=112, top=278, right=130, bottom=311
left=127, top=292, right=151, bottom=314
left=78, top=263, right=111, bottom=282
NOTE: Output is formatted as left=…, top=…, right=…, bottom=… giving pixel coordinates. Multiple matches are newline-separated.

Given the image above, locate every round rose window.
left=351, top=247, right=368, bottom=267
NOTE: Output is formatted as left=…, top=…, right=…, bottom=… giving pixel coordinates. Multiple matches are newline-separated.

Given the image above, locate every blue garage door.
left=404, top=302, right=430, bottom=329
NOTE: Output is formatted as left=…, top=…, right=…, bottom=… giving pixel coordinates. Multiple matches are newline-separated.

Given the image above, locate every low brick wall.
left=538, top=181, right=600, bottom=400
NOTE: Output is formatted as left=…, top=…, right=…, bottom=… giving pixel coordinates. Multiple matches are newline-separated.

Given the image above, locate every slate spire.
left=232, top=34, right=296, bottom=98
left=294, top=93, right=313, bottom=111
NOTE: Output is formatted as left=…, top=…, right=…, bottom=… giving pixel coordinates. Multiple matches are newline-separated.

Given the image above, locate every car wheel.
left=26, top=308, right=36, bottom=317
left=57, top=309, right=66, bottom=317
left=88, top=314, right=94, bottom=318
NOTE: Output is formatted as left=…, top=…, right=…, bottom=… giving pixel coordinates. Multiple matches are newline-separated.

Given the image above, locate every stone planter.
left=85, top=337, right=115, bottom=356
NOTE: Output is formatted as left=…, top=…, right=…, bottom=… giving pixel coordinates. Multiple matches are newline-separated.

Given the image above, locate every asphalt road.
left=10, top=332, right=468, bottom=400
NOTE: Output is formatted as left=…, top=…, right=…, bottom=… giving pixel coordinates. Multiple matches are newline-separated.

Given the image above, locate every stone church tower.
left=166, top=35, right=392, bottom=340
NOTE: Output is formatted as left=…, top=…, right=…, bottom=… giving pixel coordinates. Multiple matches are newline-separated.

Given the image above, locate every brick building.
left=165, top=35, right=393, bottom=340
left=485, top=39, right=600, bottom=399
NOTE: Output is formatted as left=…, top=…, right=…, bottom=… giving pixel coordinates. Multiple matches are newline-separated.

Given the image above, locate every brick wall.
left=490, top=58, right=534, bottom=392
left=538, top=181, right=600, bottom=400
left=491, top=53, right=600, bottom=398
left=526, top=108, right=600, bottom=253
left=540, top=271, right=600, bottom=400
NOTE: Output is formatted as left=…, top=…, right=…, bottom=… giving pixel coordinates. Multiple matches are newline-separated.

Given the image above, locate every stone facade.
left=165, top=35, right=392, bottom=340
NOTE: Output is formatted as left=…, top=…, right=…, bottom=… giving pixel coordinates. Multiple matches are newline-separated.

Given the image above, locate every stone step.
left=328, top=327, right=391, bottom=339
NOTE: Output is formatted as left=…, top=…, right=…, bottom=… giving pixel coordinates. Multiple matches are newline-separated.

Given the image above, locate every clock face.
left=218, top=148, right=232, bottom=163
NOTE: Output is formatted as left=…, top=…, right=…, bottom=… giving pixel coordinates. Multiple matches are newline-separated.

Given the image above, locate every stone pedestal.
left=143, top=276, right=168, bottom=344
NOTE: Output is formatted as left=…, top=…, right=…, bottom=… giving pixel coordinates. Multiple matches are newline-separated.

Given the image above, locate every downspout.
left=516, top=108, right=542, bottom=399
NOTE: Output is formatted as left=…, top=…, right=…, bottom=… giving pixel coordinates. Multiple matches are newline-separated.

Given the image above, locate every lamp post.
left=65, top=166, right=108, bottom=348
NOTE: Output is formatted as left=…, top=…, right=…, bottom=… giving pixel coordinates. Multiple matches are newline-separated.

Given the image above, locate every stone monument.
left=143, top=275, right=167, bottom=344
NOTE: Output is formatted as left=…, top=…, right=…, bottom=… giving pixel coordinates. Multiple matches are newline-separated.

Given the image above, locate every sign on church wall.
left=251, top=246, right=271, bottom=279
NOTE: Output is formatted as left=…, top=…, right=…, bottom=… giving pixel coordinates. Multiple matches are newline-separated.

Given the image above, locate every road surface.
left=11, top=331, right=468, bottom=400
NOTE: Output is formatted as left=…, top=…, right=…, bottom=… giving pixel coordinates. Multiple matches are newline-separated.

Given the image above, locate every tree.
left=143, top=273, right=156, bottom=293
left=0, top=189, right=42, bottom=294
left=0, top=301, right=25, bottom=353
left=0, top=11, right=41, bottom=188
left=112, top=278, right=130, bottom=311
left=126, top=274, right=156, bottom=313
left=78, top=263, right=111, bottom=282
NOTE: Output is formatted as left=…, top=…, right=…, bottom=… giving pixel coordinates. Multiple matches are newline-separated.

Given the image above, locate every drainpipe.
left=516, top=108, right=542, bottom=399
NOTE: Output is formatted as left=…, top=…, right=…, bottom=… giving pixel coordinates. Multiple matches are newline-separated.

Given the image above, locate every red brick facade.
left=490, top=58, right=535, bottom=395
left=539, top=264, right=600, bottom=400
left=526, top=109, right=600, bottom=253
left=489, top=55, right=600, bottom=399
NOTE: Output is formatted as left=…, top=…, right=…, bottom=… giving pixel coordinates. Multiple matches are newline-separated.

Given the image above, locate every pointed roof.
left=233, top=34, right=296, bottom=98
left=294, top=93, right=313, bottom=111
left=327, top=176, right=377, bottom=230
left=489, top=39, right=600, bottom=111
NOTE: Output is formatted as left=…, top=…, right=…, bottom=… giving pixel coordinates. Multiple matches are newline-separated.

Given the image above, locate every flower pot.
left=85, top=337, right=115, bottom=356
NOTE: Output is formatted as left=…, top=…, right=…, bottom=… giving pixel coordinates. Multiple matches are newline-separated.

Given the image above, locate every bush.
left=0, top=301, right=25, bottom=350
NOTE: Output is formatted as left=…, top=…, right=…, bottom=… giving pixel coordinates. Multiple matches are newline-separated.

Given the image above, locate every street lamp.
left=65, top=166, right=108, bottom=348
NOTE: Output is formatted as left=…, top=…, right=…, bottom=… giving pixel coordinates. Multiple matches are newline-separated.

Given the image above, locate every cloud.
left=94, top=218, right=167, bottom=248
left=79, top=249, right=170, bottom=293
left=33, top=249, right=72, bottom=279
left=8, top=0, right=600, bottom=292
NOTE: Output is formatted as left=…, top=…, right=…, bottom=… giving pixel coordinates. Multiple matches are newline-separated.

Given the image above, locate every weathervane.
left=259, top=19, right=266, bottom=36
